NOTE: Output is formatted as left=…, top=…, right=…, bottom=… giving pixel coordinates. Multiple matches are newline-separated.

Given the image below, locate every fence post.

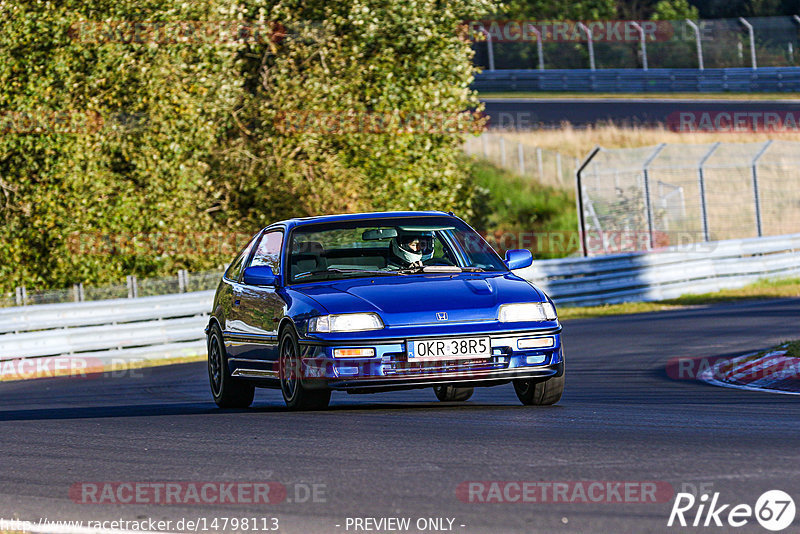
left=738, top=18, right=757, bottom=69
left=556, top=153, right=563, bottom=184
left=751, top=140, right=773, bottom=238
left=577, top=22, right=596, bottom=70
left=642, top=144, right=667, bottom=249
left=481, top=133, right=488, bottom=158
left=527, top=24, right=545, bottom=70
left=536, top=147, right=544, bottom=181
left=480, top=26, right=495, bottom=71
left=630, top=22, right=648, bottom=70
left=685, top=20, right=704, bottom=70
left=73, top=284, right=80, bottom=303
left=499, top=137, right=506, bottom=167
left=698, top=143, right=720, bottom=242
left=127, top=275, right=138, bottom=298
left=15, top=286, right=23, bottom=306
left=517, top=142, right=525, bottom=174
left=576, top=147, right=602, bottom=257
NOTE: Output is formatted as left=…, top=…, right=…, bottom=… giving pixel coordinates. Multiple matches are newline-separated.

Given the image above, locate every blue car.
left=206, top=211, right=564, bottom=410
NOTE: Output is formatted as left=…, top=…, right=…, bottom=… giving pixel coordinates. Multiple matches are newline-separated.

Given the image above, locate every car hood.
left=292, top=273, right=544, bottom=326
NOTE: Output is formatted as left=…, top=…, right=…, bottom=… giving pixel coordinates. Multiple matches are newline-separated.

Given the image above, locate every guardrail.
left=0, top=291, right=214, bottom=378
left=473, top=67, right=800, bottom=93
left=1, top=233, right=798, bottom=373
left=518, top=233, right=800, bottom=306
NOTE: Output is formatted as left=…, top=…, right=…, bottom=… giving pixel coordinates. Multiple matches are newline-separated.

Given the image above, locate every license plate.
left=408, top=337, right=492, bottom=361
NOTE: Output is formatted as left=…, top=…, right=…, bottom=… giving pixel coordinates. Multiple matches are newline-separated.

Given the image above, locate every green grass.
left=558, top=277, right=800, bottom=320
left=468, top=159, right=578, bottom=259
left=479, top=92, right=800, bottom=101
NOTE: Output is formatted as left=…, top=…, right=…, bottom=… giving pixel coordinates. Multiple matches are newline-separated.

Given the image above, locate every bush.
left=0, top=0, right=494, bottom=292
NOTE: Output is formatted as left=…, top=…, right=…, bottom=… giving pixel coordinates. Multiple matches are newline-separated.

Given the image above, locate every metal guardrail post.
left=15, top=287, right=23, bottom=306
left=685, top=20, right=704, bottom=70
left=576, top=147, right=602, bottom=257
left=642, top=144, right=667, bottom=249
left=630, top=22, right=648, bottom=70
left=178, top=269, right=187, bottom=293
left=517, top=142, right=525, bottom=174
left=527, top=24, right=544, bottom=70
left=127, top=275, right=138, bottom=298
left=577, top=23, right=596, bottom=71
left=739, top=18, right=757, bottom=69
left=697, top=143, right=720, bottom=242
left=751, top=140, right=773, bottom=238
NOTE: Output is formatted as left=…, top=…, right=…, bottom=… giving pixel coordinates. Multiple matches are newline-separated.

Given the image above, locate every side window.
left=225, top=235, right=258, bottom=282
left=249, top=231, right=283, bottom=274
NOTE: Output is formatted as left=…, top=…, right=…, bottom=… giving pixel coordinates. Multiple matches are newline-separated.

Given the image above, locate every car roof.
left=265, top=211, right=459, bottom=231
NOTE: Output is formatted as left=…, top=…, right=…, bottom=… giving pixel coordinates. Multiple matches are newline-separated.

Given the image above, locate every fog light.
left=333, top=348, right=375, bottom=358
left=517, top=337, right=554, bottom=350
left=526, top=355, right=547, bottom=365
left=336, top=366, right=359, bottom=376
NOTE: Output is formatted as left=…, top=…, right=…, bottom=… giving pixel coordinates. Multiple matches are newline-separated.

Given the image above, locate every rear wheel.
left=208, top=323, right=255, bottom=408
left=513, top=373, right=564, bottom=406
left=279, top=328, right=331, bottom=411
left=433, top=385, right=474, bottom=402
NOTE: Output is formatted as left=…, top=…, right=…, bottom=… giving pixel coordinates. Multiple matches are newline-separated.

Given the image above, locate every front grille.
left=382, top=357, right=507, bottom=376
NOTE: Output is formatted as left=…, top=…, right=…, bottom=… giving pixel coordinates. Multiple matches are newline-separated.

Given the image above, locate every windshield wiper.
left=293, top=268, right=399, bottom=281
left=396, top=265, right=465, bottom=274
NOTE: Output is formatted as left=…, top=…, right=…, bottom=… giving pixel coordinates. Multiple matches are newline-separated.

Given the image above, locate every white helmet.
left=392, top=231, right=434, bottom=265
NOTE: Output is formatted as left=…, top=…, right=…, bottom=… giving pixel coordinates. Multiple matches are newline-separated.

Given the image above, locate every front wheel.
left=433, top=385, right=474, bottom=402
left=208, top=323, right=255, bottom=409
left=279, top=328, right=331, bottom=411
left=513, top=374, right=564, bottom=406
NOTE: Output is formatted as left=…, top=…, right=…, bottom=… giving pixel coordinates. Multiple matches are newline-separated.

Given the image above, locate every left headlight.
left=498, top=302, right=557, bottom=322
left=308, top=313, right=385, bottom=333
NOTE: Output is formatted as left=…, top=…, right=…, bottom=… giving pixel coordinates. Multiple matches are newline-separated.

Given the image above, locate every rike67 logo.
left=668, top=490, right=796, bottom=531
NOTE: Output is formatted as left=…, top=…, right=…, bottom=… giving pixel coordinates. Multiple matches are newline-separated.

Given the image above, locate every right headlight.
left=308, top=313, right=384, bottom=333
left=498, top=302, right=557, bottom=322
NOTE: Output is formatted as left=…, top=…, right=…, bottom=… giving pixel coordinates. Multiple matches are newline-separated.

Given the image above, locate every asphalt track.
left=1, top=298, right=799, bottom=534
left=481, top=98, right=800, bottom=128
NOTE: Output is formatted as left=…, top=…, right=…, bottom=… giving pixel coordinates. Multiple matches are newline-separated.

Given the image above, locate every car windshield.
left=288, top=217, right=507, bottom=283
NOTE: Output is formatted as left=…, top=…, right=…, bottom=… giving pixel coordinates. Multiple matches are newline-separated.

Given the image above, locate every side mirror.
left=243, top=265, right=278, bottom=286
left=504, top=249, right=533, bottom=270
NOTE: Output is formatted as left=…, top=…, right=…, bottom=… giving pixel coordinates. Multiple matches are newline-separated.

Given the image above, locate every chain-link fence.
left=8, top=269, right=224, bottom=308
left=464, top=133, right=577, bottom=189
left=473, top=16, right=800, bottom=70
left=579, top=140, right=800, bottom=255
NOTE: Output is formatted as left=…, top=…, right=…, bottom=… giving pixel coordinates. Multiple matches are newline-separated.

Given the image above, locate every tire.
left=208, top=323, right=255, bottom=409
left=513, top=373, right=564, bottom=406
left=433, top=385, right=474, bottom=402
left=279, top=328, right=331, bottom=411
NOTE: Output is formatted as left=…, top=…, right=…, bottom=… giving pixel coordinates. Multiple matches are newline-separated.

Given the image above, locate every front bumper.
left=297, top=328, right=563, bottom=391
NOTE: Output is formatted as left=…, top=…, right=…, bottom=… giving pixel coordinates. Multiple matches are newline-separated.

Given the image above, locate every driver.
left=388, top=230, right=435, bottom=269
